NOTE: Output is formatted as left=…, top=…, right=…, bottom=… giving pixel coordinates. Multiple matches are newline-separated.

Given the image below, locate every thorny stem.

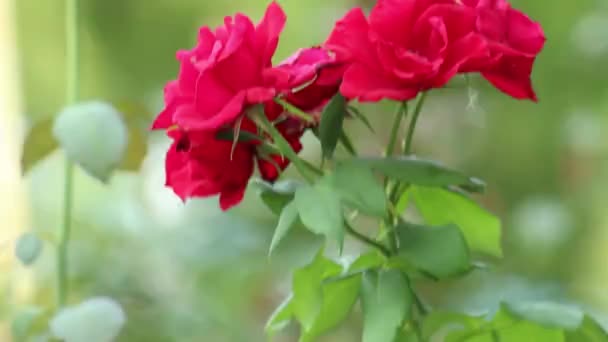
left=58, top=0, right=79, bottom=309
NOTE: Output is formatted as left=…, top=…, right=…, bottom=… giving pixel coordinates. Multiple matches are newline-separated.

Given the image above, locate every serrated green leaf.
left=319, top=94, right=347, bottom=159
left=15, top=232, right=43, bottom=266
left=21, top=118, right=58, bottom=174
left=396, top=222, right=470, bottom=279
left=361, top=269, right=413, bottom=342
left=269, top=201, right=299, bottom=256
left=53, top=101, right=128, bottom=182
left=351, top=157, right=482, bottom=190
left=301, top=274, right=360, bottom=342
left=265, top=294, right=294, bottom=337
left=331, top=163, right=387, bottom=217
left=295, top=185, right=344, bottom=249
left=411, top=186, right=502, bottom=258
left=292, top=250, right=342, bottom=331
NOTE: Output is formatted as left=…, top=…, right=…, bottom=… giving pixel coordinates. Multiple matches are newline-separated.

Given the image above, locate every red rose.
left=324, top=0, right=486, bottom=102
left=460, top=0, right=546, bottom=101
left=164, top=129, right=255, bottom=210
left=152, top=2, right=287, bottom=131
left=153, top=5, right=346, bottom=210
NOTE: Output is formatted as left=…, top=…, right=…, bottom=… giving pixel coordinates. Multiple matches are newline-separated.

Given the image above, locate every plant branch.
left=345, top=221, right=391, bottom=257
left=403, top=92, right=427, bottom=155
left=58, top=0, right=79, bottom=309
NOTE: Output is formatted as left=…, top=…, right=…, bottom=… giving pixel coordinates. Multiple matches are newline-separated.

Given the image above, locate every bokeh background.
left=2, top=0, right=608, bottom=341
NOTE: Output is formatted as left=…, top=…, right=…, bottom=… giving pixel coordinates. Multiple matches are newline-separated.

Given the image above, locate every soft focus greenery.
left=8, top=0, right=608, bottom=341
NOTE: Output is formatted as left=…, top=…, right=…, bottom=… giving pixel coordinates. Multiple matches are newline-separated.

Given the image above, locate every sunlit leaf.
left=396, top=222, right=471, bottom=278
left=348, top=251, right=386, bottom=273
left=301, top=274, right=361, bottom=341
left=566, top=315, right=608, bottom=341
left=319, top=94, right=347, bottom=159
left=411, top=186, right=502, bottom=258
left=15, top=232, right=43, bottom=266
left=292, top=250, right=342, bottom=331
left=330, top=163, right=387, bottom=218
left=361, top=269, right=413, bottom=342
left=21, top=118, right=58, bottom=174
left=53, top=101, right=128, bottom=182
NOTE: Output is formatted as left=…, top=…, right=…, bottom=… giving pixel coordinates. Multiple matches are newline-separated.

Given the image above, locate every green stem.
left=274, top=98, right=315, bottom=124
left=385, top=102, right=408, bottom=157
left=345, top=221, right=391, bottom=257
left=403, top=92, right=427, bottom=155
left=58, top=0, right=79, bottom=309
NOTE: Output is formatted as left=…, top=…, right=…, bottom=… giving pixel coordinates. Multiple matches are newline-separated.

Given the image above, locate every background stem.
left=403, top=92, right=427, bottom=155
left=58, top=0, right=79, bottom=309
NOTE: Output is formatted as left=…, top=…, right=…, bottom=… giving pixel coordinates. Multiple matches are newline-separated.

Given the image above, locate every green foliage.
left=265, top=295, right=294, bottom=338
left=330, top=163, right=387, bottom=218
left=268, top=201, right=299, bottom=256
left=11, top=306, right=46, bottom=342
left=254, top=179, right=302, bottom=215
left=15, top=232, right=43, bottom=266
left=319, top=94, right=348, bottom=160
left=350, top=157, right=484, bottom=191
left=361, top=269, right=412, bottom=342
left=410, top=186, right=502, bottom=258
left=396, top=222, right=471, bottom=279
left=295, top=184, right=345, bottom=249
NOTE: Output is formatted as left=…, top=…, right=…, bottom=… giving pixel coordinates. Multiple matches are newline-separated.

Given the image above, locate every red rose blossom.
left=460, top=0, right=546, bottom=101
left=325, top=0, right=486, bottom=102
left=152, top=2, right=287, bottom=131
left=153, top=4, right=344, bottom=210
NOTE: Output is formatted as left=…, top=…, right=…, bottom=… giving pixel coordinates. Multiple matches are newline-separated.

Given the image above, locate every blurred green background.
left=5, top=0, right=608, bottom=341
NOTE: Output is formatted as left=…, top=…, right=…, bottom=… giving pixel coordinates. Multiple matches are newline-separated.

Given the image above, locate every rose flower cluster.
left=153, top=0, right=545, bottom=210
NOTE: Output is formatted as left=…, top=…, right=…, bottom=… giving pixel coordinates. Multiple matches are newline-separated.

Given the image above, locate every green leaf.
left=253, top=180, right=302, bottom=215
left=292, top=250, right=342, bottom=331
left=301, top=275, right=361, bottom=341
left=269, top=201, right=299, bottom=256
left=411, top=186, right=502, bottom=258
left=506, top=302, right=583, bottom=330
left=265, top=294, right=294, bottom=337
left=396, top=222, right=471, bottom=279
left=53, top=101, right=128, bottom=182
left=319, top=94, right=347, bottom=159
left=21, top=118, right=58, bottom=174
left=347, top=106, right=375, bottom=133
left=361, top=269, right=413, bottom=342
left=351, top=157, right=482, bottom=190
left=330, top=163, right=387, bottom=217
left=15, top=232, right=43, bottom=266
left=295, top=185, right=344, bottom=249
left=348, top=251, right=386, bottom=273
left=422, top=311, right=485, bottom=341
left=253, top=109, right=313, bottom=181
left=338, top=131, right=357, bottom=156
left=567, top=316, right=608, bottom=342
